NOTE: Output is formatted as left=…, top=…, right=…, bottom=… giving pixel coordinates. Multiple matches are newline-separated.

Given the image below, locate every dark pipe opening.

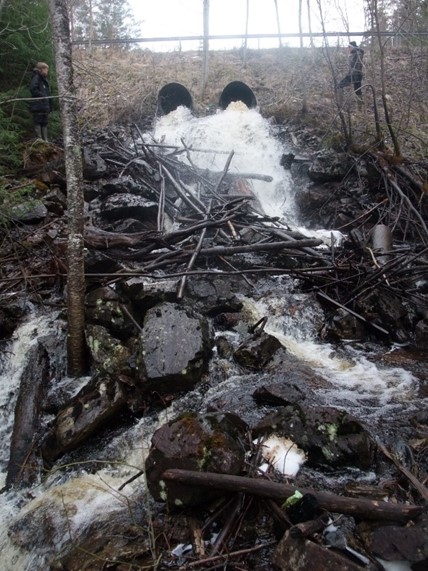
left=157, top=83, right=193, bottom=116
left=219, top=81, right=257, bottom=110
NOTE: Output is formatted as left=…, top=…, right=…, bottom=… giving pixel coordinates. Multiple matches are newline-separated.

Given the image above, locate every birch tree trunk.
left=49, top=0, right=87, bottom=376
left=273, top=0, right=282, bottom=48
left=306, top=0, right=314, bottom=48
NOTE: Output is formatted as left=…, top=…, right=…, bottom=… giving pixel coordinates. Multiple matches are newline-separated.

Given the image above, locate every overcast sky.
left=128, top=0, right=367, bottom=51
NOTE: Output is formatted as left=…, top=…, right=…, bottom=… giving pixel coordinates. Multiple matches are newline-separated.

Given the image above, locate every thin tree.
left=315, top=0, right=352, bottom=147
left=243, top=0, right=250, bottom=67
left=307, top=0, right=314, bottom=48
left=273, top=0, right=282, bottom=48
left=298, top=0, right=308, bottom=113
left=49, top=0, right=87, bottom=376
left=368, top=0, right=402, bottom=157
left=201, top=0, right=209, bottom=97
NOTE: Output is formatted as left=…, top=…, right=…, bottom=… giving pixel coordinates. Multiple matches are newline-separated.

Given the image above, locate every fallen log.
left=196, top=238, right=324, bottom=257
left=161, top=469, right=423, bottom=522
left=6, top=343, right=49, bottom=489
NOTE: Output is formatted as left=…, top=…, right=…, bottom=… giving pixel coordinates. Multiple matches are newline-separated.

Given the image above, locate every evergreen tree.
left=389, top=0, right=428, bottom=39
left=0, top=0, right=59, bottom=168
left=0, top=0, right=54, bottom=90
left=68, top=0, right=139, bottom=43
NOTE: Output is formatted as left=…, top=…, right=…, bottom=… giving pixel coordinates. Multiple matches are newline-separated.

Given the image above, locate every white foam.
left=152, top=105, right=295, bottom=220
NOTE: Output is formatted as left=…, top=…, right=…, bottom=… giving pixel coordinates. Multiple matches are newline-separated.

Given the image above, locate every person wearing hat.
left=337, top=41, right=365, bottom=105
left=29, top=62, right=52, bottom=141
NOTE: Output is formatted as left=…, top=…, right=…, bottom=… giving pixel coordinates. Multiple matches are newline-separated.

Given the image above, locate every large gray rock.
left=136, top=302, right=213, bottom=393
left=360, top=515, right=428, bottom=568
left=118, top=276, right=178, bottom=310
left=184, top=275, right=250, bottom=316
left=10, top=200, right=48, bottom=224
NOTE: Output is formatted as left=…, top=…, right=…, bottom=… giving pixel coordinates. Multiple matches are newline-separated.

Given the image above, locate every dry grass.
left=73, top=43, right=428, bottom=159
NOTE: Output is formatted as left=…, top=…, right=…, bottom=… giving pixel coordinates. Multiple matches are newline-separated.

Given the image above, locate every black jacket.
left=29, top=70, right=52, bottom=114
left=349, top=47, right=364, bottom=77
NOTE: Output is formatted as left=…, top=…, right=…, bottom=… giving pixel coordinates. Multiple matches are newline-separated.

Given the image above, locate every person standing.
left=29, top=62, right=52, bottom=141
left=337, top=41, right=365, bottom=105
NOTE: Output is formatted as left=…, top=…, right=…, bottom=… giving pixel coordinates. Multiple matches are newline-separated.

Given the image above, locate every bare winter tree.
left=201, top=0, right=209, bottom=96
left=367, top=0, right=402, bottom=157
left=298, top=0, right=308, bottom=113
left=307, top=0, right=314, bottom=48
left=49, top=0, right=87, bottom=376
left=243, top=0, right=250, bottom=67
left=274, top=0, right=282, bottom=48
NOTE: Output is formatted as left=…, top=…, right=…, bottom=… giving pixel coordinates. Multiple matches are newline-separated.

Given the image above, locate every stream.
left=0, top=101, right=426, bottom=570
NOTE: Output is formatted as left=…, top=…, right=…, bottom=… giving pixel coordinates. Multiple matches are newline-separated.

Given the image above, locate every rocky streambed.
left=0, top=110, right=427, bottom=570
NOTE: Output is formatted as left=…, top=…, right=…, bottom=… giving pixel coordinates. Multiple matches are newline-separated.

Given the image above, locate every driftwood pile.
left=1, top=125, right=428, bottom=346
left=81, top=127, right=428, bottom=344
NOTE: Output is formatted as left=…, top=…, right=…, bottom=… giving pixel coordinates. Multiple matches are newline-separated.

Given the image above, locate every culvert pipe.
left=157, top=83, right=194, bottom=116
left=219, top=81, right=257, bottom=110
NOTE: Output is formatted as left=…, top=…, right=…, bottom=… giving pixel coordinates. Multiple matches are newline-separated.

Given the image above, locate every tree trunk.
left=49, top=0, right=87, bottom=376
left=243, top=0, right=250, bottom=67
left=162, top=469, right=423, bottom=522
left=274, top=0, right=282, bottom=48
left=298, top=0, right=308, bottom=113
left=201, top=0, right=209, bottom=97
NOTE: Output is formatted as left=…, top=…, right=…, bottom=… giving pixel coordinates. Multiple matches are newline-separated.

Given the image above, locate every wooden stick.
left=177, top=201, right=212, bottom=299
left=377, top=440, right=428, bottom=502
left=161, top=469, right=423, bottom=522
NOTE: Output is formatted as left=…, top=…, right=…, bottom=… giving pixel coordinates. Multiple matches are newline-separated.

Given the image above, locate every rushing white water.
left=150, top=103, right=296, bottom=221
left=0, top=312, right=65, bottom=485
left=239, top=288, right=419, bottom=416
left=0, top=104, right=422, bottom=570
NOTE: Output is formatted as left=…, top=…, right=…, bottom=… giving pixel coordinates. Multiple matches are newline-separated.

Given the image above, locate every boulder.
left=360, top=515, right=428, bottom=569
left=184, top=276, right=250, bottom=316
left=415, top=319, right=428, bottom=351
left=118, top=276, right=178, bottom=310
left=253, top=405, right=375, bottom=469
left=145, top=412, right=248, bottom=506
left=85, top=323, right=132, bottom=375
left=308, top=150, right=353, bottom=182
left=85, top=286, right=136, bottom=339
left=10, top=200, right=48, bottom=224
left=234, top=331, right=282, bottom=369
left=135, top=302, right=213, bottom=393
left=0, top=298, right=28, bottom=339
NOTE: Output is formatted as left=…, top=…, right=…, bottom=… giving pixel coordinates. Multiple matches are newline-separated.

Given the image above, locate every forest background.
left=0, top=0, right=427, bottom=173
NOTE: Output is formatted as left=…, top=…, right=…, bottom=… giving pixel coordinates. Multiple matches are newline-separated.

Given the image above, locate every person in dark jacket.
left=29, top=62, right=52, bottom=141
left=337, top=41, right=365, bottom=105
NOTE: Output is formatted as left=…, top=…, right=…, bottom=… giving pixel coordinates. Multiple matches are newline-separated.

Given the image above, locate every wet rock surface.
left=145, top=412, right=247, bottom=506
left=136, top=302, right=213, bottom=392
left=253, top=405, right=375, bottom=469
